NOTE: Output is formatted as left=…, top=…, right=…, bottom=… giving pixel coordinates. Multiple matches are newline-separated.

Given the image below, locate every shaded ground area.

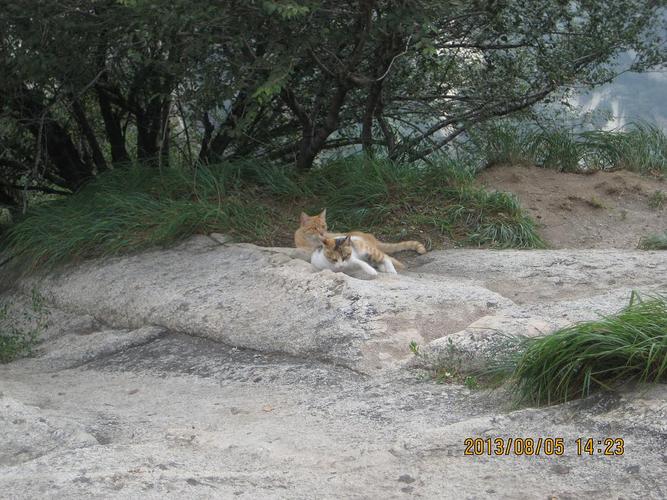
left=1, top=332, right=665, bottom=499
left=478, top=165, right=666, bottom=249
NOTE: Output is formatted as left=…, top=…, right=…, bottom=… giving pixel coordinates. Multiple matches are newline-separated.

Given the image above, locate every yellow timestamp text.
left=575, top=437, right=624, bottom=456
left=463, top=437, right=625, bottom=456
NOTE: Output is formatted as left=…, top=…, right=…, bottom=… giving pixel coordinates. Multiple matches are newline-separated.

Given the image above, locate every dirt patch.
left=478, top=165, right=666, bottom=249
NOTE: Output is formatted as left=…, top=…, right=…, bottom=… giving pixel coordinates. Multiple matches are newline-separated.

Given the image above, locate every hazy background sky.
left=573, top=68, right=667, bottom=130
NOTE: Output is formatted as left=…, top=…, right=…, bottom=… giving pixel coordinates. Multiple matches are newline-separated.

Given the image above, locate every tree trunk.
left=361, top=81, right=383, bottom=155
left=158, top=97, right=171, bottom=169
left=96, top=87, right=130, bottom=165
left=198, top=112, right=215, bottom=163
left=136, top=109, right=160, bottom=163
left=13, top=89, right=93, bottom=190
left=203, top=92, right=249, bottom=163
left=71, top=98, right=108, bottom=173
left=41, top=120, right=94, bottom=189
left=294, top=85, right=349, bottom=171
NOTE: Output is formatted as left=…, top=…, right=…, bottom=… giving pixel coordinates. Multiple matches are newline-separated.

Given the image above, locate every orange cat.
left=294, top=209, right=427, bottom=255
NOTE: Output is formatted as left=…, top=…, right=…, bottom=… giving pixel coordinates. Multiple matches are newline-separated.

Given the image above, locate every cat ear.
left=320, top=236, right=334, bottom=248
left=319, top=208, right=327, bottom=220
left=343, top=234, right=352, bottom=244
left=300, top=212, right=309, bottom=225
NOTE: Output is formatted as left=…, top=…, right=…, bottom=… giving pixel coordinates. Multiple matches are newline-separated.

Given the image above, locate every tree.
left=0, top=0, right=210, bottom=203
left=218, top=0, right=666, bottom=167
left=0, top=0, right=665, bottom=208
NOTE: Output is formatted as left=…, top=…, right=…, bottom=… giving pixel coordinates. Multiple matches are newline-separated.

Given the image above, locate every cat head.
left=299, top=209, right=328, bottom=241
left=320, top=234, right=352, bottom=267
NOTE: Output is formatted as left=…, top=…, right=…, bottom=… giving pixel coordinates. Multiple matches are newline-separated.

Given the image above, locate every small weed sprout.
left=0, top=288, right=50, bottom=363
left=648, top=190, right=665, bottom=210
left=464, top=376, right=479, bottom=390
left=638, top=231, right=667, bottom=250
left=587, top=196, right=606, bottom=209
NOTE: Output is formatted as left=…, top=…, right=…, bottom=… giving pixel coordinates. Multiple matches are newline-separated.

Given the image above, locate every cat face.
left=299, top=209, right=328, bottom=243
left=320, top=235, right=352, bottom=267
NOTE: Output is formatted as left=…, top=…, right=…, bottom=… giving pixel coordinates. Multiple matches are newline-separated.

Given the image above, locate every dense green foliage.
left=507, top=293, right=667, bottom=405
left=1, top=156, right=543, bottom=271
left=1, top=1, right=665, bottom=209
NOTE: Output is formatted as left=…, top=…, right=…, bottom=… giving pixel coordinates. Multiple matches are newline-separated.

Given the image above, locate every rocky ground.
left=1, top=235, right=666, bottom=499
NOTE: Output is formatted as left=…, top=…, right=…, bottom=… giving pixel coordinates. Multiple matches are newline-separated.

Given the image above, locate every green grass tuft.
left=3, top=175, right=274, bottom=271
left=509, top=292, right=667, bottom=406
left=581, top=123, right=667, bottom=174
left=310, top=158, right=543, bottom=249
left=638, top=231, right=667, bottom=250
left=451, top=187, right=545, bottom=248
left=1, top=157, right=544, bottom=272
left=2, top=163, right=283, bottom=271
left=474, top=121, right=667, bottom=174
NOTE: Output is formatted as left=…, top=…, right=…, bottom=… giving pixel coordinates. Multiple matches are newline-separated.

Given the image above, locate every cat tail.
left=389, top=256, right=405, bottom=270
left=377, top=240, right=426, bottom=255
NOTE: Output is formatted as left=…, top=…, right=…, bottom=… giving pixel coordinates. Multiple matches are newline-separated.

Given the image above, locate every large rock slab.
left=409, top=250, right=667, bottom=370
left=9, top=237, right=667, bottom=374
left=13, top=237, right=511, bottom=373
left=409, top=248, right=667, bottom=305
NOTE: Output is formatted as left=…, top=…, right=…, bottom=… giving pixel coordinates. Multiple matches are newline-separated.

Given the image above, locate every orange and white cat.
left=311, top=234, right=404, bottom=276
left=294, top=209, right=427, bottom=255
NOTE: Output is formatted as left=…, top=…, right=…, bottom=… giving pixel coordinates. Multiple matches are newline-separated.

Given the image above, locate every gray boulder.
left=11, top=236, right=666, bottom=374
